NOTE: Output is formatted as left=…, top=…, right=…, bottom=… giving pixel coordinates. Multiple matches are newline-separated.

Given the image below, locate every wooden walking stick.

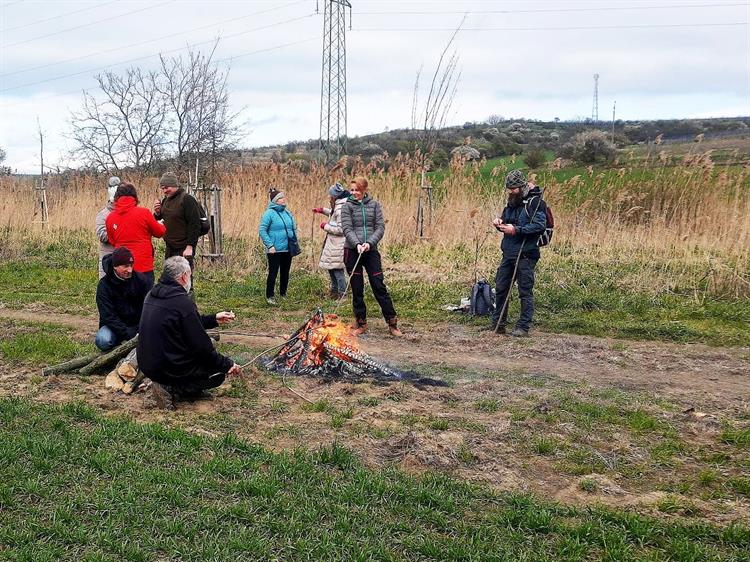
left=310, top=212, right=316, bottom=269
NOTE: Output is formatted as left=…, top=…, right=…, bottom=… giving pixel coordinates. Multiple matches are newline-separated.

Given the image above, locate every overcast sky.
left=1, top=0, right=748, bottom=173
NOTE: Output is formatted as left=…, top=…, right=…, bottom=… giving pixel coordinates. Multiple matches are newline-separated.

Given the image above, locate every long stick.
left=333, top=250, right=363, bottom=315
left=310, top=213, right=316, bottom=269
left=43, top=351, right=103, bottom=376
left=79, top=336, right=138, bottom=376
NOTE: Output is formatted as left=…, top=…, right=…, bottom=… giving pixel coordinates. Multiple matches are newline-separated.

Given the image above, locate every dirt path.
left=4, top=308, right=745, bottom=410
left=1, top=308, right=748, bottom=524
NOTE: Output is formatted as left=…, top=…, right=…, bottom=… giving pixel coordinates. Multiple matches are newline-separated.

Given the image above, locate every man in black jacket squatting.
left=138, top=256, right=241, bottom=409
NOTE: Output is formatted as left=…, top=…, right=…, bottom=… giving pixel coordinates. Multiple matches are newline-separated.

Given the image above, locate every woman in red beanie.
left=106, top=182, right=166, bottom=288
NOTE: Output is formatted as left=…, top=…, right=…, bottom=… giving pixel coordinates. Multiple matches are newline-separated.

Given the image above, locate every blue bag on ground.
left=470, top=279, right=494, bottom=316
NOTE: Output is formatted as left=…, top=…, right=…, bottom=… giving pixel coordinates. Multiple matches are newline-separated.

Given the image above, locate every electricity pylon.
left=319, top=0, right=351, bottom=165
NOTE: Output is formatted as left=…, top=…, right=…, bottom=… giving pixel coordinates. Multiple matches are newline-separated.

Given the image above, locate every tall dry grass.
left=1, top=150, right=748, bottom=296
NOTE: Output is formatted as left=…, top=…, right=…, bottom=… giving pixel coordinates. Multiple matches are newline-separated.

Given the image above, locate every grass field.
left=1, top=397, right=748, bottom=561
left=1, top=140, right=749, bottom=560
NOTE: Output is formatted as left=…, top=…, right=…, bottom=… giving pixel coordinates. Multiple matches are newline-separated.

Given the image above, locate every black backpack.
left=470, top=279, right=494, bottom=316
left=525, top=195, right=554, bottom=247
left=194, top=197, right=211, bottom=236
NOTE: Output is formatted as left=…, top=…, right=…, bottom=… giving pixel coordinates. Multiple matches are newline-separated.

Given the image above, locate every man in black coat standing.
left=138, top=256, right=241, bottom=409
left=95, top=247, right=150, bottom=351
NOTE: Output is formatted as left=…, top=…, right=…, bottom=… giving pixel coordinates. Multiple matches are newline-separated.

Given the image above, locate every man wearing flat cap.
left=95, top=247, right=150, bottom=351
left=153, top=172, right=203, bottom=270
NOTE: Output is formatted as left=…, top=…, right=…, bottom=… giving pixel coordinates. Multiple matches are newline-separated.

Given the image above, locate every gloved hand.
left=320, top=222, right=328, bottom=230
left=312, top=207, right=324, bottom=214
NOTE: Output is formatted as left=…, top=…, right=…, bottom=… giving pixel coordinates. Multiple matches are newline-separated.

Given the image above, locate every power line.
left=1, top=0, right=118, bottom=33
left=2, top=1, right=175, bottom=49
left=0, top=36, right=319, bottom=110
left=1, top=0, right=308, bottom=78
left=355, top=22, right=748, bottom=32
left=353, top=2, right=747, bottom=15
left=0, top=13, right=316, bottom=93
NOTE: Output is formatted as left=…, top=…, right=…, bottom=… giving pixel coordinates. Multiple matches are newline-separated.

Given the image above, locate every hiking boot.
left=151, top=382, right=175, bottom=410
left=175, top=388, right=213, bottom=402
left=386, top=317, right=403, bottom=337
left=510, top=327, right=530, bottom=338
left=266, top=297, right=278, bottom=306
left=350, top=318, right=368, bottom=335
left=481, top=323, right=506, bottom=334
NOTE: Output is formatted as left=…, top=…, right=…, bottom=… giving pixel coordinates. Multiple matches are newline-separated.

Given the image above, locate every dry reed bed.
left=1, top=153, right=748, bottom=295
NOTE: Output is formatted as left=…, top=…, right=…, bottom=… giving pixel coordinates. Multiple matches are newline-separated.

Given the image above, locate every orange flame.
left=284, top=314, right=358, bottom=368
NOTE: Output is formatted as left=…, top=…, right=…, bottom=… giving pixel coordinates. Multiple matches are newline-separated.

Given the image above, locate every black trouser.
left=491, top=255, right=539, bottom=331
left=158, top=363, right=226, bottom=396
left=142, top=270, right=155, bottom=291
left=266, top=252, right=292, bottom=298
left=165, top=245, right=195, bottom=270
left=344, top=248, right=397, bottom=322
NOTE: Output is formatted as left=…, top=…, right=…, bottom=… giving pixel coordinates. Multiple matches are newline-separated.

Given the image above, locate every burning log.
left=264, top=309, right=446, bottom=387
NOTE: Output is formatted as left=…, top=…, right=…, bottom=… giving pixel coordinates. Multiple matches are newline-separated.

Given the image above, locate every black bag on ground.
left=470, top=279, right=494, bottom=316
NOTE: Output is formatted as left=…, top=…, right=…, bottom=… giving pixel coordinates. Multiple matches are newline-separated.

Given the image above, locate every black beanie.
left=111, top=247, right=134, bottom=267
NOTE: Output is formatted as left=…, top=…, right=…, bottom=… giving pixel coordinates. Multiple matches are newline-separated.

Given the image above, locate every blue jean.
left=492, top=255, right=539, bottom=331
left=95, top=326, right=119, bottom=351
left=328, top=269, right=346, bottom=294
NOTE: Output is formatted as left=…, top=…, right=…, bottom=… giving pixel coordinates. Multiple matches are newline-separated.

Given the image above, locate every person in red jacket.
left=106, top=182, right=166, bottom=288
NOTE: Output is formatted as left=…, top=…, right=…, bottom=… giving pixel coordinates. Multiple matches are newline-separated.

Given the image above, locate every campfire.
left=264, top=309, right=445, bottom=386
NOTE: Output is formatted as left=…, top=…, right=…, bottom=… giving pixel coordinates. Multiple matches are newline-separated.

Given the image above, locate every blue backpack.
left=470, top=279, right=494, bottom=316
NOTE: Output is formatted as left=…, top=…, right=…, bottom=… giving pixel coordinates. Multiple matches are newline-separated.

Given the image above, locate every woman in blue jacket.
left=258, top=188, right=298, bottom=304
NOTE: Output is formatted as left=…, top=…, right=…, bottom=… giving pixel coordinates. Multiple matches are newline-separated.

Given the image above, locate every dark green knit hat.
left=159, top=172, right=180, bottom=187
left=504, top=169, right=527, bottom=189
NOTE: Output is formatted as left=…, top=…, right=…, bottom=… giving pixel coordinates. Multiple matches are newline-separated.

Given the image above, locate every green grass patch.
left=0, top=319, right=94, bottom=364
left=2, top=397, right=748, bottom=561
left=721, top=426, right=750, bottom=448
left=474, top=398, right=501, bottom=413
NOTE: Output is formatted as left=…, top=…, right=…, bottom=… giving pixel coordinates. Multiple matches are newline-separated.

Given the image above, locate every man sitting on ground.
left=138, top=256, right=241, bottom=409
left=95, top=247, right=150, bottom=351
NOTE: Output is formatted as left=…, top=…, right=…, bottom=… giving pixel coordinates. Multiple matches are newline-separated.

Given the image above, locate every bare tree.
left=69, top=90, right=124, bottom=171
left=69, top=44, right=241, bottom=174
left=158, top=43, right=242, bottom=176
left=410, top=21, right=463, bottom=237
left=70, top=68, right=167, bottom=171
left=410, top=20, right=463, bottom=165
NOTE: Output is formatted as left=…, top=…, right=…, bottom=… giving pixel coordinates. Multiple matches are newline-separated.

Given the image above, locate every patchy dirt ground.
left=1, top=308, right=748, bottom=525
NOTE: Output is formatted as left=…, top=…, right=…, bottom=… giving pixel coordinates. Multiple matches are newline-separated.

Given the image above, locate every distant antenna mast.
left=611, top=100, right=617, bottom=143
left=318, top=0, right=352, bottom=165
left=592, top=73, right=599, bottom=122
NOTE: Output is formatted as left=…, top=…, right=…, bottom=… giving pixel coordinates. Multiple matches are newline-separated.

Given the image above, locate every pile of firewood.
left=42, top=335, right=144, bottom=394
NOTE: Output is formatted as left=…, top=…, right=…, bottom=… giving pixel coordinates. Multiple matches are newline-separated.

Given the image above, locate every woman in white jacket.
left=313, top=183, right=349, bottom=299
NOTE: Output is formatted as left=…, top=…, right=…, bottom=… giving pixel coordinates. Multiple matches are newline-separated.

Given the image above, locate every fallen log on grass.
left=79, top=336, right=139, bottom=376
left=42, top=351, right=103, bottom=376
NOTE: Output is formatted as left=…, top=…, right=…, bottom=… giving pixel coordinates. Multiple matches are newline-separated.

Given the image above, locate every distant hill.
left=240, top=116, right=750, bottom=167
